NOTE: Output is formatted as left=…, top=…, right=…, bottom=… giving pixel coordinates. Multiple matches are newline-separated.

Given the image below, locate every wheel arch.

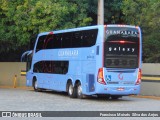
left=66, top=79, right=73, bottom=92
left=74, top=79, right=81, bottom=87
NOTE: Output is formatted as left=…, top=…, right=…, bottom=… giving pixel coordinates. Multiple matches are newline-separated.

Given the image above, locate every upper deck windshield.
left=104, top=27, right=140, bottom=68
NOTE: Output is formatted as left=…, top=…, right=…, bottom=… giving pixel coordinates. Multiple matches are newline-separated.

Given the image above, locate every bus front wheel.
left=67, top=82, right=77, bottom=98
left=33, top=78, right=41, bottom=92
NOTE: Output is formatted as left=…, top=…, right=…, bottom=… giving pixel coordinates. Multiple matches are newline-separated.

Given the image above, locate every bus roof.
left=38, top=25, right=103, bottom=37
left=38, top=24, right=139, bottom=37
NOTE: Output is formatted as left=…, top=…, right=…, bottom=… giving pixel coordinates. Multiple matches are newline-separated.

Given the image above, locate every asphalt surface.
left=0, top=88, right=160, bottom=120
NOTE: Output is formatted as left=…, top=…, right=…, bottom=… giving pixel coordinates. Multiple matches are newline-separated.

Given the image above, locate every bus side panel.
left=80, top=47, right=97, bottom=95
left=49, top=74, right=69, bottom=91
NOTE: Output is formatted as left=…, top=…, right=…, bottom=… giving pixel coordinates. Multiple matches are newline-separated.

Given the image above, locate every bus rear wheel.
left=77, top=82, right=84, bottom=99
left=67, top=82, right=77, bottom=98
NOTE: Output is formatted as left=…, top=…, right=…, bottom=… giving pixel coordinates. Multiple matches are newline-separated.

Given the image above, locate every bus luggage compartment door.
left=86, top=74, right=95, bottom=92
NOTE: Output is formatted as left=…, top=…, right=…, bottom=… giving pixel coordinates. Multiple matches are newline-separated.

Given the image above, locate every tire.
left=33, top=79, right=41, bottom=92
left=67, top=82, right=77, bottom=98
left=77, top=82, right=84, bottom=99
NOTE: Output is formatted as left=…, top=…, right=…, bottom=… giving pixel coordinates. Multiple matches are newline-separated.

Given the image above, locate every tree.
left=0, top=0, right=92, bottom=61
left=86, top=0, right=123, bottom=25
left=121, top=0, right=160, bottom=62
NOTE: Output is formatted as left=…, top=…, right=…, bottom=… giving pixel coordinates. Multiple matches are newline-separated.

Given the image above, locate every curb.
left=0, top=86, right=33, bottom=90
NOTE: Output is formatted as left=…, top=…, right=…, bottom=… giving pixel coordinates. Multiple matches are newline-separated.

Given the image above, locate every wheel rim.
left=68, top=84, right=73, bottom=95
left=77, top=84, right=82, bottom=97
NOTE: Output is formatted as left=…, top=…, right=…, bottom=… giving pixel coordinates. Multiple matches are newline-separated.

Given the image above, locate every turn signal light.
left=135, top=69, right=141, bottom=85
left=97, top=68, right=106, bottom=85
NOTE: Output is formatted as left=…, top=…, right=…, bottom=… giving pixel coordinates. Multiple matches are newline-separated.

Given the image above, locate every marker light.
left=119, top=41, right=125, bottom=44
left=108, top=40, right=136, bottom=44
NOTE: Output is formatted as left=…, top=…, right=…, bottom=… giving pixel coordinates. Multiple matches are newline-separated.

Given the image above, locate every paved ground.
left=0, top=87, right=160, bottom=120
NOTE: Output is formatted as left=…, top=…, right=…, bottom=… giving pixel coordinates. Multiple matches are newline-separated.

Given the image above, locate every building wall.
left=0, top=62, right=26, bottom=87
left=142, top=63, right=160, bottom=75
left=141, top=63, right=160, bottom=96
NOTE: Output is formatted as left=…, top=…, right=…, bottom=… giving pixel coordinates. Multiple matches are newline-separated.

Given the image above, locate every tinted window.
left=104, top=27, right=139, bottom=68
left=72, top=31, right=82, bottom=48
left=35, top=29, right=98, bottom=52
left=36, top=35, right=46, bottom=52
left=44, top=34, right=54, bottom=49
left=82, top=29, right=98, bottom=47
left=33, top=61, right=69, bottom=74
left=26, top=53, right=33, bottom=71
left=52, top=34, right=62, bottom=49
left=62, top=32, right=72, bottom=48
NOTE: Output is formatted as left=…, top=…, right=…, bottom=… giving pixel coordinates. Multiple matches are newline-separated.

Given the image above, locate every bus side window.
left=72, top=31, right=82, bottom=48
left=44, top=34, right=54, bottom=49
left=36, top=35, right=46, bottom=52
left=82, top=29, right=98, bottom=47
left=53, top=34, right=62, bottom=49
left=63, top=61, right=69, bottom=74
left=26, top=53, right=32, bottom=71
left=62, top=32, right=72, bottom=48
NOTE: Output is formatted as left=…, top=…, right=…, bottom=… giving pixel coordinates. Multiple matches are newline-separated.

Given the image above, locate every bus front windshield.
left=104, top=27, right=140, bottom=69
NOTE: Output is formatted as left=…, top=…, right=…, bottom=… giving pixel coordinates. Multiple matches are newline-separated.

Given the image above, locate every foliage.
left=0, top=0, right=160, bottom=62
left=143, top=32, right=160, bottom=62
left=86, top=0, right=123, bottom=24
left=0, top=0, right=92, bottom=60
left=121, top=0, right=160, bottom=62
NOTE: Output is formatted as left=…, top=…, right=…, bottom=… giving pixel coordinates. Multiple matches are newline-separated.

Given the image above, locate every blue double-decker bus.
left=23, top=25, right=142, bottom=99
